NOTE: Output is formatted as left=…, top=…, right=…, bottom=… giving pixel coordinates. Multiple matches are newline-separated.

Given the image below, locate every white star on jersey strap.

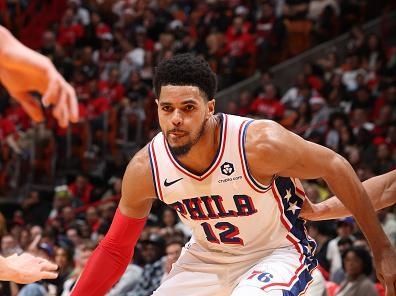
left=287, top=200, right=301, bottom=215
left=284, top=189, right=292, bottom=202
left=305, top=243, right=314, bottom=254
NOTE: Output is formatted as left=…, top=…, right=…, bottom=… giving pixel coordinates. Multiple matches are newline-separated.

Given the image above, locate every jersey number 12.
left=201, top=222, right=244, bottom=245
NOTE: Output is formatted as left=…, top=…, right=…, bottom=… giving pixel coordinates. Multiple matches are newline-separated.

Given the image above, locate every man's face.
left=1, top=235, right=16, bottom=254
left=157, top=85, right=214, bottom=156
left=166, top=243, right=182, bottom=263
left=337, top=223, right=353, bottom=238
left=142, top=243, right=160, bottom=264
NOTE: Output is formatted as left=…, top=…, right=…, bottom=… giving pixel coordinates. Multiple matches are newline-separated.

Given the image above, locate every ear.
left=207, top=99, right=215, bottom=117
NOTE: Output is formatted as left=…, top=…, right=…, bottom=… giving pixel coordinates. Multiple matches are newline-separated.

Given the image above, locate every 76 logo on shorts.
left=248, top=271, right=274, bottom=283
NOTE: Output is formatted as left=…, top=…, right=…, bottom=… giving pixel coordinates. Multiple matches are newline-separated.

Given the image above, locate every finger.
left=41, top=76, right=60, bottom=107
left=53, top=88, right=68, bottom=128
left=39, top=271, right=58, bottom=280
left=39, top=260, right=59, bottom=271
left=12, top=92, right=44, bottom=122
left=65, top=84, right=79, bottom=123
left=60, top=97, right=70, bottom=128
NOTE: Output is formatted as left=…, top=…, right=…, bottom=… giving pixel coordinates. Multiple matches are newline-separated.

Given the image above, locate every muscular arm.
left=71, top=146, right=156, bottom=296
left=301, top=170, right=396, bottom=220
left=246, top=120, right=395, bottom=291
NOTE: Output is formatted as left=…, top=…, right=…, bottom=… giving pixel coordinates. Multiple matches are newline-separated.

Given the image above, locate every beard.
left=168, top=119, right=207, bottom=157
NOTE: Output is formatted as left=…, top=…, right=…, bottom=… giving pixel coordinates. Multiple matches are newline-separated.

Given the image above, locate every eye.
left=184, top=105, right=195, bottom=111
left=162, top=106, right=173, bottom=112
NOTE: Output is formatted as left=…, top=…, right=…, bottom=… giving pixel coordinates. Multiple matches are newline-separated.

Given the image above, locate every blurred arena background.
left=0, top=0, right=395, bottom=295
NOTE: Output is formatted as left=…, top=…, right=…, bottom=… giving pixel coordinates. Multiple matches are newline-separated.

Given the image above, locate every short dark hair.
left=153, top=53, right=217, bottom=100
left=166, top=238, right=184, bottom=249
left=338, top=237, right=353, bottom=247
left=342, top=246, right=373, bottom=276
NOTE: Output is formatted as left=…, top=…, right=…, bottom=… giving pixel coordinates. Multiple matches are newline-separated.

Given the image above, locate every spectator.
left=21, top=190, right=50, bottom=226
left=127, top=234, right=166, bottom=296
left=304, top=95, right=330, bottom=138
left=332, top=237, right=354, bottom=284
left=255, top=1, right=286, bottom=69
left=336, top=247, right=379, bottom=296
left=106, top=253, right=143, bottom=296
left=61, top=241, right=97, bottom=296
left=161, top=239, right=184, bottom=282
left=307, top=221, right=333, bottom=274
left=53, top=246, right=74, bottom=294
left=67, top=0, right=90, bottom=26
left=68, top=174, right=94, bottom=205
left=281, top=74, right=310, bottom=110
left=57, top=8, right=85, bottom=49
left=1, top=234, right=22, bottom=257
left=327, top=217, right=355, bottom=281
left=250, top=83, right=284, bottom=120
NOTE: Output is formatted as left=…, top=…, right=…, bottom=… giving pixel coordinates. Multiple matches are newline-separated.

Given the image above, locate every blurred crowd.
left=0, top=0, right=395, bottom=295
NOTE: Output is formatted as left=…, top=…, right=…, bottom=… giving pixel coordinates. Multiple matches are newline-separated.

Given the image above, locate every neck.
left=175, top=115, right=220, bottom=174
left=347, top=274, right=363, bottom=282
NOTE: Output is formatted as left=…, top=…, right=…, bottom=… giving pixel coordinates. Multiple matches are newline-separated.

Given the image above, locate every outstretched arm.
left=0, top=253, right=58, bottom=284
left=71, top=147, right=155, bottom=296
left=0, top=25, right=78, bottom=127
left=246, top=120, right=396, bottom=295
left=301, top=170, right=396, bottom=221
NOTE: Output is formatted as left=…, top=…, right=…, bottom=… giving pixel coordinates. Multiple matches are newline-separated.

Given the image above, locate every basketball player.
left=0, top=25, right=79, bottom=283
left=302, top=169, right=396, bottom=221
left=71, top=54, right=396, bottom=296
left=0, top=25, right=78, bottom=127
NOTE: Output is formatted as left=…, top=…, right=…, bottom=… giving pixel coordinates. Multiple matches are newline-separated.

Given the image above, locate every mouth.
left=168, top=130, right=188, bottom=138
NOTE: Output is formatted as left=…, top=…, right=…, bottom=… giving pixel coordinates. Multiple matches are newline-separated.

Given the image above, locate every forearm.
left=306, top=170, right=395, bottom=220
left=325, top=156, right=392, bottom=252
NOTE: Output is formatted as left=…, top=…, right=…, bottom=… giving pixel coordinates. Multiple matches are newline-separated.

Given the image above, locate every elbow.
left=323, top=153, right=351, bottom=181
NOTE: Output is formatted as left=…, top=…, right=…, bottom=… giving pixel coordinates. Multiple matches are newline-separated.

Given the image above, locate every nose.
left=171, top=110, right=183, bottom=127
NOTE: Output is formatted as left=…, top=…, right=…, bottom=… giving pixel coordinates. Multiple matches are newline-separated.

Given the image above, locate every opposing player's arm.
left=0, top=25, right=78, bottom=127
left=71, top=146, right=156, bottom=296
left=246, top=120, right=396, bottom=294
left=0, top=253, right=58, bottom=284
left=301, top=170, right=396, bottom=220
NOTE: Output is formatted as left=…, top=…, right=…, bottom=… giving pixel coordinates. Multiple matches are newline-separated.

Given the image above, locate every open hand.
left=5, top=253, right=58, bottom=284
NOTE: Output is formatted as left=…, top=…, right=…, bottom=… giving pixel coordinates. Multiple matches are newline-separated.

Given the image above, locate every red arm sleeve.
left=71, top=208, right=147, bottom=296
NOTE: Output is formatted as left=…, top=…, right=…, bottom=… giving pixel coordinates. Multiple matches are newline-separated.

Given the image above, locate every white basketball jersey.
left=148, top=113, right=317, bottom=268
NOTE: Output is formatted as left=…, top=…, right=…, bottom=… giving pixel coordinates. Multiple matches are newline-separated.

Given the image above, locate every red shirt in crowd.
left=57, top=23, right=84, bottom=46
left=68, top=181, right=93, bottom=205
left=0, top=117, right=16, bottom=141
left=86, top=97, right=111, bottom=118
left=5, top=105, right=31, bottom=131
left=98, top=80, right=125, bottom=104
left=249, top=96, right=285, bottom=120
left=225, top=23, right=256, bottom=57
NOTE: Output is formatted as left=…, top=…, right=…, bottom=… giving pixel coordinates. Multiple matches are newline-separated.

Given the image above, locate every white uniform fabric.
left=148, top=114, right=318, bottom=295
